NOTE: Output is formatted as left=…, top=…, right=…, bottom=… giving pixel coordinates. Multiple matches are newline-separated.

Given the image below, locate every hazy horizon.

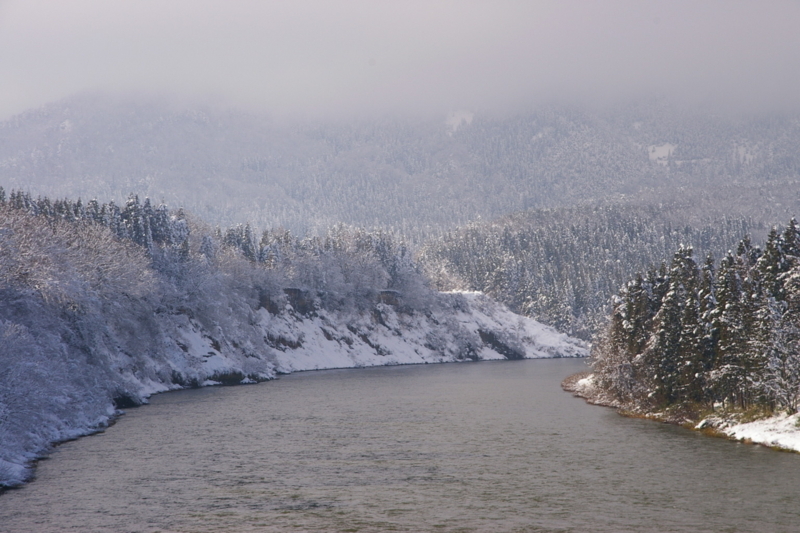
left=2, top=0, right=799, bottom=121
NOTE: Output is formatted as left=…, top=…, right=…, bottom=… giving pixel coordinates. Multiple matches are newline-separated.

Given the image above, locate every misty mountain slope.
left=0, top=200, right=585, bottom=489
left=3, top=94, right=800, bottom=236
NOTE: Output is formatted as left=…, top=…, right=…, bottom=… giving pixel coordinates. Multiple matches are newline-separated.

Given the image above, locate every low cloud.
left=1, top=0, right=799, bottom=119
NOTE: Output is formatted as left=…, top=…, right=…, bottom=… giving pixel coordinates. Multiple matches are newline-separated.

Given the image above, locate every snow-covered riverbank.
left=564, top=373, right=800, bottom=453
left=697, top=413, right=800, bottom=452
left=0, top=291, right=586, bottom=489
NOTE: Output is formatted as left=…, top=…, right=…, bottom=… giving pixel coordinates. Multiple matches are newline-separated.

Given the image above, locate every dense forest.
left=419, top=204, right=761, bottom=339
left=5, top=180, right=765, bottom=342
left=591, top=222, right=800, bottom=416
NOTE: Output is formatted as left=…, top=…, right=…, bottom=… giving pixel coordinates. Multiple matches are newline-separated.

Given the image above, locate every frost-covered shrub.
left=0, top=205, right=155, bottom=307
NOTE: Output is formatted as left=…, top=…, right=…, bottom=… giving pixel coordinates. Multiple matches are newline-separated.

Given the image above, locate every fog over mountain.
left=1, top=1, right=799, bottom=121
left=3, top=94, right=800, bottom=237
left=4, top=1, right=799, bottom=236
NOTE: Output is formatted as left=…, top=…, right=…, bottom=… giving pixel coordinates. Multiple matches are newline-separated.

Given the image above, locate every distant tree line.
left=0, top=187, right=189, bottom=253
left=0, top=187, right=433, bottom=313
left=592, top=221, right=800, bottom=414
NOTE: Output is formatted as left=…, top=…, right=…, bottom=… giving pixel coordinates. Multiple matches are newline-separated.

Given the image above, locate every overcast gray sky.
left=1, top=0, right=799, bottom=119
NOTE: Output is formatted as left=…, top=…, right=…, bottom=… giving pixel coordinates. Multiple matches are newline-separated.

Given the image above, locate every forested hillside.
left=0, top=188, right=585, bottom=489
left=419, top=204, right=761, bottom=338
left=2, top=94, right=800, bottom=237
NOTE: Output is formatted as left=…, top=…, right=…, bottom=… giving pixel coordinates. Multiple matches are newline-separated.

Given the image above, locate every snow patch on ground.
left=736, top=145, right=756, bottom=164
left=713, top=413, right=800, bottom=452
left=267, top=292, right=586, bottom=373
left=446, top=110, right=474, bottom=133
left=648, top=143, right=675, bottom=165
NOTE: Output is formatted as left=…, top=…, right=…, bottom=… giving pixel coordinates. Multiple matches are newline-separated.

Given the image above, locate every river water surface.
left=2, top=358, right=800, bottom=532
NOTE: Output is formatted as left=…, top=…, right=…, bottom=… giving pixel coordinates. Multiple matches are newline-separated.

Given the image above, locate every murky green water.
left=2, top=358, right=800, bottom=532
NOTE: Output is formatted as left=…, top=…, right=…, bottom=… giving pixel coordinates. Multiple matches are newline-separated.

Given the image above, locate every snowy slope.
left=0, top=290, right=585, bottom=489
left=267, top=292, right=585, bottom=372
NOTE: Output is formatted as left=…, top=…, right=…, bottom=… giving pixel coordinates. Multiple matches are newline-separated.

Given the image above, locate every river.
left=2, top=358, right=800, bottom=532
